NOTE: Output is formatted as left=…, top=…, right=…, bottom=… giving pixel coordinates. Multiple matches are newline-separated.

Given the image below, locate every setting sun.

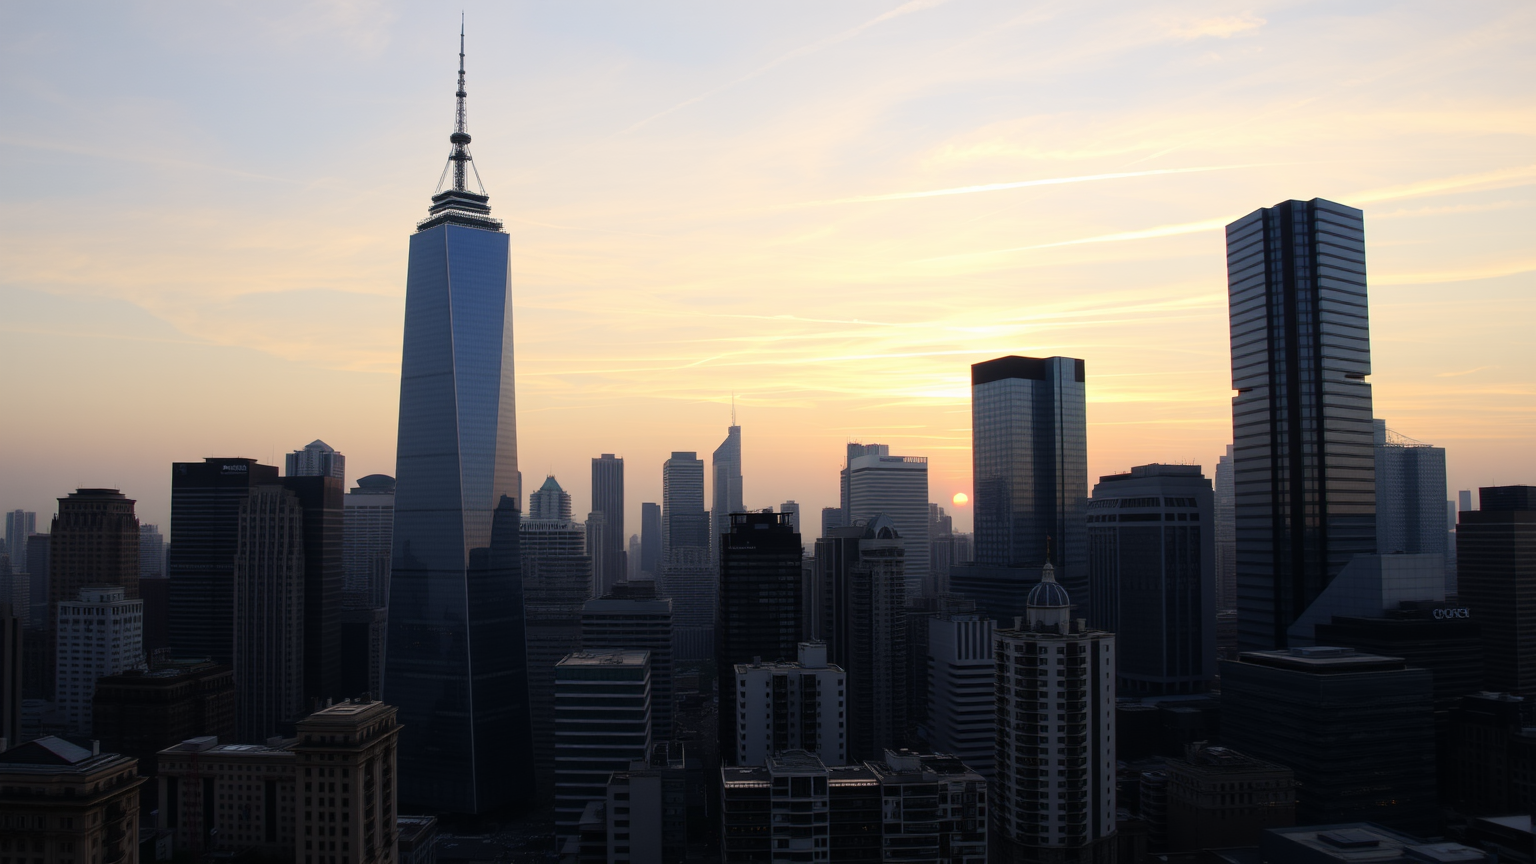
left=952, top=492, right=969, bottom=507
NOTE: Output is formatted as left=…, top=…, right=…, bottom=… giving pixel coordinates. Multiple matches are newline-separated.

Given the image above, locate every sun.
left=952, top=492, right=969, bottom=507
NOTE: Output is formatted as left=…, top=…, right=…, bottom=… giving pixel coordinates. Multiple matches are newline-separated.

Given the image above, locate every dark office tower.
left=50, top=488, right=140, bottom=612
left=1221, top=646, right=1435, bottom=829
left=1458, top=485, right=1536, bottom=694
left=92, top=658, right=236, bottom=788
left=1226, top=199, right=1377, bottom=651
left=711, top=425, right=744, bottom=568
left=591, top=455, right=625, bottom=596
left=717, top=512, right=803, bottom=763
left=1, top=602, right=18, bottom=748
left=169, top=458, right=280, bottom=665
left=583, top=581, right=673, bottom=740
left=820, top=507, right=842, bottom=540
left=521, top=514, right=591, bottom=803
left=970, top=355, right=1089, bottom=597
left=529, top=475, right=574, bottom=521
left=662, top=452, right=708, bottom=563
left=1374, top=421, right=1449, bottom=590
left=342, top=473, right=394, bottom=608
left=139, top=577, right=169, bottom=655
left=286, top=439, right=345, bottom=481
left=233, top=486, right=306, bottom=742
left=640, top=502, right=661, bottom=578
left=1215, top=445, right=1236, bottom=611
left=138, top=524, right=165, bottom=580
left=24, top=534, right=49, bottom=628
left=5, top=511, right=36, bottom=575
left=384, top=29, right=532, bottom=814
left=279, top=474, right=344, bottom=706
left=839, top=442, right=887, bottom=522
left=815, top=516, right=908, bottom=760
left=1087, top=465, right=1215, bottom=697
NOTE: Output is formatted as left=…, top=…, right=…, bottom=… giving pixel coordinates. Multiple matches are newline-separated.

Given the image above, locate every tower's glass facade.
left=969, top=356, right=1089, bottom=602
left=1226, top=198, right=1376, bottom=651
left=385, top=215, right=531, bottom=812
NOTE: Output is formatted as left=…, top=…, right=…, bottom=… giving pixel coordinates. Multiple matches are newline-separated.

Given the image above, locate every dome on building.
left=1027, top=562, right=1072, bottom=609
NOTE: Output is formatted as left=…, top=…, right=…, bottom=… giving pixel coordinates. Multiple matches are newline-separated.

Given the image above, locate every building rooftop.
left=1172, top=743, right=1292, bottom=775
left=1262, top=823, right=1487, bottom=864
left=0, top=736, right=137, bottom=776
left=557, top=649, right=650, bottom=668
left=1237, top=646, right=1407, bottom=674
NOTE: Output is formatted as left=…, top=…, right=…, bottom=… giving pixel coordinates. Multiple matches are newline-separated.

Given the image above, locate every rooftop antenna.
left=435, top=14, right=486, bottom=196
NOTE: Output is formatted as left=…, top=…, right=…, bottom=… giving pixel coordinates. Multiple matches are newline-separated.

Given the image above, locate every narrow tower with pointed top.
left=384, top=25, right=533, bottom=815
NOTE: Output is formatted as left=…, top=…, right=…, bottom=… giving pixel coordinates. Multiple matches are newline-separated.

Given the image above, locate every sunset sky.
left=3, top=1, right=1532, bottom=535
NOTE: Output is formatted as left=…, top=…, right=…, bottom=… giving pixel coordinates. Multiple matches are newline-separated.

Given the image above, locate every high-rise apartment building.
left=233, top=485, right=307, bottom=741
left=0, top=737, right=144, bottom=864
left=4, top=510, right=36, bottom=575
left=170, top=458, right=280, bottom=665
left=969, top=356, right=1089, bottom=603
left=816, top=517, right=908, bottom=760
left=383, top=33, right=533, bottom=814
left=712, top=425, right=744, bottom=567
left=1457, top=485, right=1536, bottom=694
left=662, top=452, right=708, bottom=563
left=718, top=512, right=803, bottom=763
left=583, top=581, right=673, bottom=740
left=529, top=474, right=573, bottom=520
left=993, top=564, right=1116, bottom=863
left=1214, top=445, right=1236, bottom=611
left=1226, top=198, right=1377, bottom=651
left=286, top=439, right=346, bottom=481
left=842, top=446, right=929, bottom=598
left=733, top=641, right=846, bottom=767
left=927, top=613, right=996, bottom=780
left=591, top=455, right=626, bottom=596
left=343, top=474, right=395, bottom=608
left=640, top=502, right=661, bottom=578
left=55, top=585, right=144, bottom=734
left=1087, top=465, right=1215, bottom=696
left=554, top=650, right=652, bottom=835
left=138, top=524, right=166, bottom=580
left=1221, top=646, right=1435, bottom=829
left=521, top=513, right=591, bottom=803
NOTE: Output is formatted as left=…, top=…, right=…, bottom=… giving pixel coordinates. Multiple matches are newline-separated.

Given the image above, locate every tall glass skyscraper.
left=590, top=454, right=625, bottom=596
left=1226, top=198, right=1376, bottom=651
left=710, top=424, right=743, bottom=567
left=969, top=355, right=1088, bottom=602
left=383, top=30, right=532, bottom=814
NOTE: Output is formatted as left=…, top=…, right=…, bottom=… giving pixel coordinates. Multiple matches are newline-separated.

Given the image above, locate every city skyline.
left=3, top=3, right=1534, bottom=538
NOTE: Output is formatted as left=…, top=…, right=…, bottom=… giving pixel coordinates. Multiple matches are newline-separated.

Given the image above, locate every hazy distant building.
left=659, top=546, right=715, bottom=661
left=232, top=485, right=306, bottom=741
left=1458, top=485, right=1536, bottom=694
left=733, top=641, right=846, bottom=767
left=712, top=425, right=744, bottom=567
left=1214, top=445, right=1236, bottom=611
left=1221, top=646, right=1435, bottom=829
left=662, top=452, right=708, bottom=562
left=554, top=650, right=652, bottom=836
left=817, top=516, right=908, bottom=760
left=718, top=512, right=803, bottom=763
left=927, top=612, right=996, bottom=780
left=343, top=474, right=394, bottom=609
left=585, top=511, right=613, bottom=598
left=842, top=445, right=929, bottom=598
left=520, top=513, right=591, bottom=803
left=138, top=524, right=166, bottom=581
left=993, top=564, right=1116, bottom=862
left=25, top=533, right=50, bottom=629
left=640, top=502, right=662, bottom=578
left=820, top=507, right=842, bottom=541
left=628, top=533, right=643, bottom=580
left=0, top=571, right=27, bottom=629
left=583, top=581, right=673, bottom=740
left=1375, top=420, right=1449, bottom=597
left=285, top=439, right=345, bottom=480
left=592, top=454, right=626, bottom=596
left=1459, top=490, right=1474, bottom=513
left=1227, top=199, right=1377, bottom=651
left=4, top=510, right=36, bottom=575
left=779, top=500, right=801, bottom=535
left=56, top=586, right=144, bottom=735
left=1087, top=465, right=1216, bottom=696
left=529, top=474, right=574, bottom=520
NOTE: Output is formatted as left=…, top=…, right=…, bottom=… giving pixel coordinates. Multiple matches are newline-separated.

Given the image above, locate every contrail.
left=622, top=0, right=953, bottom=135
left=917, top=216, right=1235, bottom=263
left=803, top=165, right=1250, bottom=206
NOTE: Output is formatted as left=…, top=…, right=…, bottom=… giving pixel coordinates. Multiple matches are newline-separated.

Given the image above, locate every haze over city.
left=3, top=0, right=1532, bottom=531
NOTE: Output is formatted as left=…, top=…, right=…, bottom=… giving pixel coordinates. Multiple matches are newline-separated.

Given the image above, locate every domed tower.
left=1025, top=561, right=1073, bottom=632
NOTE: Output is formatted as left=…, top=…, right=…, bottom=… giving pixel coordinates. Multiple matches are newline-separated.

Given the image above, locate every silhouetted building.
left=1165, top=743, right=1294, bottom=852
left=4, top=510, right=37, bottom=575
left=92, top=658, right=236, bottom=787
left=1226, top=199, right=1377, bottom=651
left=842, top=445, right=929, bottom=598
left=591, top=455, right=626, bottom=597
left=583, top=581, right=673, bottom=740
left=554, top=650, right=652, bottom=836
left=343, top=473, right=395, bottom=608
left=338, top=606, right=387, bottom=698
left=1446, top=692, right=1536, bottom=818
left=0, top=737, right=144, bottom=864
left=1087, top=464, right=1215, bottom=696
left=25, top=533, right=49, bottom=628
left=640, top=502, right=661, bottom=578
left=234, top=485, right=306, bottom=741
left=521, top=514, right=591, bottom=803
left=660, top=547, right=716, bottom=661
left=169, top=458, right=280, bottom=666
left=820, top=507, right=842, bottom=541
left=139, top=577, right=169, bottom=655
left=662, top=452, right=708, bottom=562
left=712, top=426, right=744, bottom=568
left=816, top=516, right=908, bottom=760
left=717, top=512, right=803, bottom=764
left=926, top=610, right=995, bottom=781
left=1215, top=444, right=1236, bottom=611
left=1457, top=486, right=1536, bottom=694
left=734, top=641, right=846, bottom=767
left=139, top=524, right=165, bottom=580
left=383, top=33, right=533, bottom=814
left=1374, top=421, right=1449, bottom=590
left=1221, top=646, right=1435, bottom=829
left=280, top=474, right=346, bottom=707
left=286, top=439, right=346, bottom=480
left=0, top=602, right=18, bottom=747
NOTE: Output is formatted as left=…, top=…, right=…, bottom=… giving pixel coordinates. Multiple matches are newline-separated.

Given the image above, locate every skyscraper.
left=717, top=512, right=803, bottom=763
left=816, top=516, right=908, bottom=760
left=554, top=650, right=652, bottom=836
left=232, top=485, right=306, bottom=741
left=1214, top=445, right=1236, bottom=611
left=926, top=612, right=996, bottom=780
left=1457, top=485, right=1536, bottom=694
left=1087, top=464, right=1216, bottom=697
left=529, top=474, right=574, bottom=520
left=169, top=458, right=281, bottom=666
left=661, top=451, right=708, bottom=563
left=711, top=425, right=743, bottom=566
left=520, top=511, right=591, bottom=803
left=50, top=488, right=140, bottom=616
left=384, top=29, right=532, bottom=813
left=342, top=474, right=395, bottom=608
left=138, top=524, right=166, bottom=581
left=55, top=586, right=143, bottom=735
left=1373, top=420, right=1449, bottom=589
left=4, top=511, right=36, bottom=575
left=279, top=474, right=345, bottom=707
left=285, top=439, right=346, bottom=481
left=583, top=580, right=673, bottom=740
left=1, top=601, right=19, bottom=748
left=591, top=454, right=625, bottom=596
left=639, top=502, right=661, bottom=578
left=842, top=447, right=929, bottom=598
left=969, top=355, right=1089, bottom=603
left=1227, top=198, right=1377, bottom=651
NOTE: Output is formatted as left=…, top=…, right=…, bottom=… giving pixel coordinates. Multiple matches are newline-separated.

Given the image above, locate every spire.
left=418, top=17, right=502, bottom=233
left=449, top=15, right=473, bottom=193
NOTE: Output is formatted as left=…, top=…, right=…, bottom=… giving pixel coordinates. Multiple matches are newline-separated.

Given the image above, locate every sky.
left=2, top=0, right=1533, bottom=538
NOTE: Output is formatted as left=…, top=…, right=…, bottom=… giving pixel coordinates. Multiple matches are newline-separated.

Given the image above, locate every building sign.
left=1432, top=607, right=1470, bottom=620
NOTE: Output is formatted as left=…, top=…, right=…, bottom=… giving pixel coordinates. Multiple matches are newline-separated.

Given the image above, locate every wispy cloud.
left=800, top=165, right=1252, bottom=206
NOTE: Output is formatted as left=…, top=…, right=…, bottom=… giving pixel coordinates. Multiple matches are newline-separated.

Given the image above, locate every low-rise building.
left=396, top=816, right=437, bottom=864
left=0, top=736, right=144, bottom=864
left=1260, top=823, right=1487, bottom=864
left=1164, top=743, right=1295, bottom=852
left=91, top=659, right=236, bottom=785
left=157, top=735, right=298, bottom=858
